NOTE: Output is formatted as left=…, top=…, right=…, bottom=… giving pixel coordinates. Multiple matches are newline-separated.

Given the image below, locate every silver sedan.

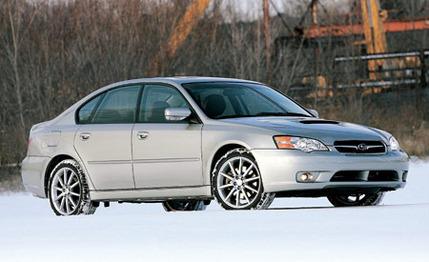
left=21, top=77, right=409, bottom=215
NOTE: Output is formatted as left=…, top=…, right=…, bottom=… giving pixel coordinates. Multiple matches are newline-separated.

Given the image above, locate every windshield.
left=182, top=82, right=312, bottom=119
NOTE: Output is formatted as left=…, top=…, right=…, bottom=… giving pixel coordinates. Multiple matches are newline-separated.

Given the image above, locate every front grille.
left=334, top=140, right=386, bottom=154
left=330, top=170, right=399, bottom=182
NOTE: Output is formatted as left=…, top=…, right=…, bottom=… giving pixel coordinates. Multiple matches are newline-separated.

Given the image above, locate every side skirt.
left=89, top=185, right=212, bottom=201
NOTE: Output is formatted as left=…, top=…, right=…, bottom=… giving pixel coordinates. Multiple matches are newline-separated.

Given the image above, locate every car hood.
left=222, top=117, right=389, bottom=145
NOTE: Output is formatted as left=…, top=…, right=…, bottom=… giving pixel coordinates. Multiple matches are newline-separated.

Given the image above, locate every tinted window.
left=91, top=86, right=140, bottom=124
left=139, top=85, right=189, bottom=123
left=77, top=95, right=103, bottom=124
left=183, top=82, right=311, bottom=119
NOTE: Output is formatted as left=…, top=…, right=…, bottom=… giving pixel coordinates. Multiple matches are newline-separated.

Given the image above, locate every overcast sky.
left=33, top=0, right=353, bottom=21
left=220, top=0, right=352, bottom=21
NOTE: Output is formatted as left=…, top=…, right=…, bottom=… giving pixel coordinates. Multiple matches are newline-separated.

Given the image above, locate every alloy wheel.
left=216, top=155, right=262, bottom=209
left=50, top=167, right=82, bottom=215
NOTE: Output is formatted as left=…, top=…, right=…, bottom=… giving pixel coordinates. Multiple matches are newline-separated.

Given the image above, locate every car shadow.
left=268, top=206, right=334, bottom=211
left=267, top=202, right=429, bottom=211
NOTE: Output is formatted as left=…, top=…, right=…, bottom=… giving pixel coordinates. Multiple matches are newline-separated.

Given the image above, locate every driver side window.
left=138, top=85, right=189, bottom=123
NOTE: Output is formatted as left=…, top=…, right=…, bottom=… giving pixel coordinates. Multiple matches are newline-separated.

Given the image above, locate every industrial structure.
left=276, top=0, right=429, bottom=93
left=149, top=0, right=429, bottom=93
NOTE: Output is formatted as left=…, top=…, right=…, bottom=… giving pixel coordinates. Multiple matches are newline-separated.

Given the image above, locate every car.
left=21, top=77, right=409, bottom=215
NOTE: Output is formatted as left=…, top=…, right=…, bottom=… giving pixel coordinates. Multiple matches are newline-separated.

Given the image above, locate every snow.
left=1, top=162, right=428, bottom=262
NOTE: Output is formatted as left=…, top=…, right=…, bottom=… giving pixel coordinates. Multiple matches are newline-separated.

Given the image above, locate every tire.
left=212, top=148, right=275, bottom=210
left=48, top=159, right=97, bottom=216
left=162, top=200, right=207, bottom=212
left=327, top=192, right=385, bottom=207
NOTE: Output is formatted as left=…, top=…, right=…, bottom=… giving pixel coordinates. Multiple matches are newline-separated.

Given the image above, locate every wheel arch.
left=207, top=141, right=252, bottom=184
left=43, top=154, right=76, bottom=197
left=208, top=143, right=275, bottom=210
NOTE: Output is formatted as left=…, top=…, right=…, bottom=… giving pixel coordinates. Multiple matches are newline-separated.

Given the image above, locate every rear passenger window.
left=91, top=86, right=140, bottom=124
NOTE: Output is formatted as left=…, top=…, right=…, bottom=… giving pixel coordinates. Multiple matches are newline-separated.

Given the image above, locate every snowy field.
left=1, top=162, right=428, bottom=262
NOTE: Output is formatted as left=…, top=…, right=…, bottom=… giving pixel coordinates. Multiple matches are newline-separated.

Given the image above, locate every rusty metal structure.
left=148, top=0, right=211, bottom=76
left=148, top=0, right=428, bottom=92
left=304, top=0, right=429, bottom=82
left=149, top=0, right=274, bottom=77
left=274, top=0, right=429, bottom=93
left=304, top=18, right=429, bottom=39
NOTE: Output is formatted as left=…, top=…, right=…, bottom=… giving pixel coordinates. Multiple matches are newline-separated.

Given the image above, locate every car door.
left=132, top=84, right=203, bottom=189
left=74, top=85, right=141, bottom=190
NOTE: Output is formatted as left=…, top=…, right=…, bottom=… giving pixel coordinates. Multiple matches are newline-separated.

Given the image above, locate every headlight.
left=389, top=136, right=400, bottom=151
left=274, top=136, right=329, bottom=153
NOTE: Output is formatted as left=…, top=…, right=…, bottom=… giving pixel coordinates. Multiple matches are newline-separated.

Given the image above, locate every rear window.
left=77, top=95, right=103, bottom=124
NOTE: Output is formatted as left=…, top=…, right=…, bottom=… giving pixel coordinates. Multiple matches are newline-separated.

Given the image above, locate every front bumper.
left=251, top=149, right=409, bottom=193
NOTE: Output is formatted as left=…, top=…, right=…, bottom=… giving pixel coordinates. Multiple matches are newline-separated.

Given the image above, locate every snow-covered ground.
left=1, top=162, right=428, bottom=262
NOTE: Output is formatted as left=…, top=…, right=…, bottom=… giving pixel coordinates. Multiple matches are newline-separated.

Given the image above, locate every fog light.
left=296, top=171, right=319, bottom=183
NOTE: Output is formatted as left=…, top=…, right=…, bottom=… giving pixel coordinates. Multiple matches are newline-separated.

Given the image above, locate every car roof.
left=112, top=76, right=261, bottom=86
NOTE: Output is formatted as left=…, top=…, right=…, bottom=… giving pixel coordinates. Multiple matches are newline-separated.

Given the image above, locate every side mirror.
left=308, top=109, right=319, bottom=118
left=165, top=107, right=192, bottom=121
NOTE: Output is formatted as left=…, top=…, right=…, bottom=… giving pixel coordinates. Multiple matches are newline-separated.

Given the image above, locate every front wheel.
left=212, top=148, right=275, bottom=210
left=327, top=192, right=385, bottom=207
left=48, top=159, right=97, bottom=216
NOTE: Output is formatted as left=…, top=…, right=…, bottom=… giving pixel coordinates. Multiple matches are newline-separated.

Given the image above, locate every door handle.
left=79, top=133, right=91, bottom=141
left=137, top=131, right=149, bottom=140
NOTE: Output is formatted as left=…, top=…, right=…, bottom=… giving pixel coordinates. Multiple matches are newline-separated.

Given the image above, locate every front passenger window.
left=139, top=85, right=189, bottom=123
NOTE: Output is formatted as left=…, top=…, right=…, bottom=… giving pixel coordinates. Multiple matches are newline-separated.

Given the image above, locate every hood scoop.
left=300, top=119, right=340, bottom=125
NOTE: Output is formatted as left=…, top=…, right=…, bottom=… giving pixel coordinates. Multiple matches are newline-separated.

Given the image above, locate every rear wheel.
left=48, top=159, right=97, bottom=216
left=162, top=200, right=207, bottom=212
left=327, top=192, right=384, bottom=207
left=212, top=148, right=275, bottom=210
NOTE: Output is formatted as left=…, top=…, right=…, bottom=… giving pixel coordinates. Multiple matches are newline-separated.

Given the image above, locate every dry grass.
left=315, top=90, right=429, bottom=157
left=400, top=125, right=429, bottom=156
left=0, top=167, right=24, bottom=193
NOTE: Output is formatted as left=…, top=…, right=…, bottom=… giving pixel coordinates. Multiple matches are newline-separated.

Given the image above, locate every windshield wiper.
left=253, top=112, right=310, bottom=117
left=216, top=114, right=248, bottom=119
